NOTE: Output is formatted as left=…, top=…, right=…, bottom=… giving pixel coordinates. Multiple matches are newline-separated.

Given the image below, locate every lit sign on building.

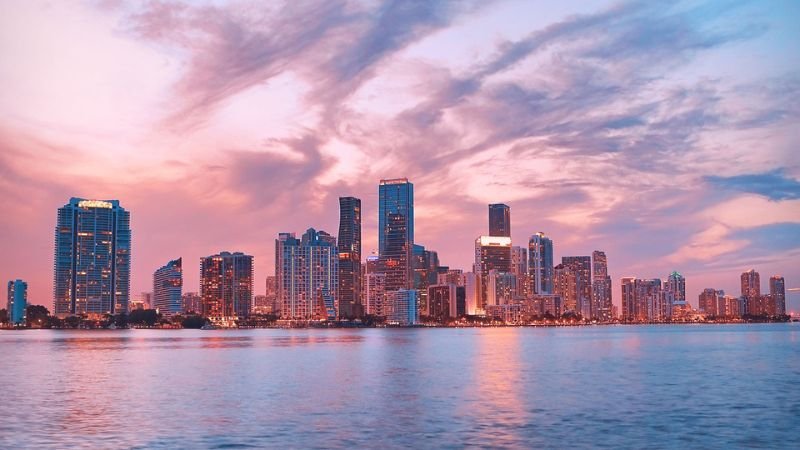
left=78, top=200, right=113, bottom=209
left=478, top=236, right=512, bottom=246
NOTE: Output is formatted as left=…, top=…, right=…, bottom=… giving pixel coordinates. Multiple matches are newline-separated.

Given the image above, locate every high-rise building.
left=200, top=252, right=254, bottom=320
left=378, top=178, right=414, bottom=291
left=276, top=229, right=338, bottom=320
left=621, top=278, right=663, bottom=322
left=528, top=232, right=554, bottom=294
left=770, top=275, right=786, bottom=315
left=153, top=258, right=182, bottom=316
left=54, top=198, right=131, bottom=317
left=7, top=279, right=27, bottom=325
left=741, top=269, right=761, bottom=315
left=698, top=288, right=721, bottom=316
left=428, top=284, right=457, bottom=321
left=387, top=289, right=418, bottom=325
left=337, top=197, right=362, bottom=318
left=554, top=264, right=578, bottom=314
left=488, top=203, right=511, bottom=237
left=486, top=270, right=517, bottom=306
left=464, top=272, right=479, bottom=315
left=265, top=275, right=279, bottom=315
left=665, top=271, right=688, bottom=317
left=511, top=246, right=528, bottom=297
left=181, top=292, right=202, bottom=314
left=592, top=251, right=612, bottom=321
left=561, top=256, right=593, bottom=318
left=438, top=269, right=464, bottom=286
left=413, top=244, right=440, bottom=315
left=474, top=236, right=512, bottom=312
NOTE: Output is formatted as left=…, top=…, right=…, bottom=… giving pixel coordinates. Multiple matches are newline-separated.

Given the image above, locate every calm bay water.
left=1, top=324, right=798, bottom=449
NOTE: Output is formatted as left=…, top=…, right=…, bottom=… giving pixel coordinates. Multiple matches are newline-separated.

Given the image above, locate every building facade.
left=770, top=275, right=786, bottom=315
left=387, top=289, right=418, bottom=325
left=276, top=229, right=338, bottom=320
left=741, top=269, right=761, bottom=315
left=337, top=197, right=362, bottom=318
left=7, top=279, right=27, bottom=325
left=488, top=203, right=511, bottom=237
left=528, top=232, right=554, bottom=294
left=153, top=258, right=183, bottom=316
left=379, top=179, right=414, bottom=291
left=591, top=250, right=613, bottom=321
left=474, top=236, right=512, bottom=312
left=54, top=198, right=131, bottom=317
left=561, top=256, right=593, bottom=318
left=200, top=252, right=254, bottom=320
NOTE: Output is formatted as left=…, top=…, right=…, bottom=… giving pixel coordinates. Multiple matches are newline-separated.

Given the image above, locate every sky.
left=1, top=0, right=799, bottom=313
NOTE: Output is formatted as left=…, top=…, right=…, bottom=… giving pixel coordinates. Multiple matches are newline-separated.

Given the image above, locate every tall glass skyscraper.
left=562, top=256, right=593, bottom=318
left=53, top=198, right=131, bottom=317
left=7, top=279, right=27, bottom=325
left=337, top=197, right=362, bottom=318
left=528, top=232, right=554, bottom=294
left=153, top=258, right=183, bottom=316
left=592, top=250, right=612, bottom=321
left=378, top=178, right=414, bottom=291
left=488, top=203, right=511, bottom=237
left=770, top=275, right=786, bottom=315
left=474, top=236, right=512, bottom=311
left=200, top=252, right=253, bottom=320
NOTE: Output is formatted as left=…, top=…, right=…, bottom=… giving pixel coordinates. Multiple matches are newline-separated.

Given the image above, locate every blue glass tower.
left=7, top=279, right=27, bottom=325
left=378, top=178, right=414, bottom=291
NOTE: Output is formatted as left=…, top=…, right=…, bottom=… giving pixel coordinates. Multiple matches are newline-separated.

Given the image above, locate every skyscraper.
left=276, top=229, right=338, bottom=320
left=592, top=251, right=612, bottom=321
left=153, top=258, right=183, bottom=316
left=200, top=252, right=253, bottom=320
left=488, top=203, right=511, bottom=237
left=7, top=279, right=27, bottom=325
left=474, top=236, right=512, bottom=311
left=770, top=275, right=786, bottom=315
left=621, top=278, right=662, bottom=322
left=741, top=269, right=761, bottom=315
left=387, top=289, right=418, bottom=326
left=528, top=232, right=554, bottom=294
left=54, top=198, right=131, bottom=317
left=511, top=246, right=528, bottom=297
left=665, top=271, right=688, bottom=317
left=379, top=178, right=414, bottom=291
left=561, top=256, right=593, bottom=318
left=337, top=197, right=362, bottom=318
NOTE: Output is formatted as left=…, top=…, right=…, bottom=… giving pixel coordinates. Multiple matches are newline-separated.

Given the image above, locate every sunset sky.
left=1, top=0, right=799, bottom=311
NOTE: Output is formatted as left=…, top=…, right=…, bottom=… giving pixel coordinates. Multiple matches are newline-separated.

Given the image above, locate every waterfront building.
left=698, top=288, right=723, bottom=316
left=485, top=303, right=523, bottom=324
left=486, top=270, right=517, bottom=306
left=265, top=276, right=279, bottom=315
left=379, top=178, right=414, bottom=291
left=7, top=279, right=27, bottom=325
left=528, top=232, right=554, bottom=294
left=554, top=264, right=578, bottom=314
left=511, top=246, right=528, bottom=297
left=276, top=229, right=338, bottom=320
left=474, top=236, right=512, bottom=312
left=181, top=292, right=202, bottom=314
left=464, top=272, right=479, bottom=315
left=437, top=269, right=464, bottom=286
left=413, top=244, right=440, bottom=315
left=621, top=277, right=636, bottom=321
left=741, top=269, right=761, bottom=315
left=428, top=284, right=457, bottom=321
left=53, top=198, right=131, bottom=317
left=200, top=252, right=254, bottom=320
left=337, top=197, right=362, bottom=318
left=153, top=258, right=182, bottom=316
left=666, top=271, right=689, bottom=317
left=769, top=275, right=786, bottom=315
left=530, top=294, right=562, bottom=318
left=387, top=289, right=418, bottom=325
left=364, top=271, right=387, bottom=317
left=622, top=277, right=664, bottom=322
left=140, top=292, right=153, bottom=309
left=592, top=250, right=612, bottom=321
left=561, top=256, right=593, bottom=318
left=488, top=203, right=511, bottom=237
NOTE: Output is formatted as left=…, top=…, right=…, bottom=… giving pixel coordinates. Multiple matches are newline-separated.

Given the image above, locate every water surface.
left=1, top=324, right=798, bottom=448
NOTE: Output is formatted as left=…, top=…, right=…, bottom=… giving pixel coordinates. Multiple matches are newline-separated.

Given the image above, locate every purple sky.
left=1, top=0, right=799, bottom=312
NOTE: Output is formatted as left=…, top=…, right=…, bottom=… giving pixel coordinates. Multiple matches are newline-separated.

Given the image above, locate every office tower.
left=474, top=236, right=512, bottom=311
left=364, top=271, right=387, bottom=317
left=464, top=272, right=479, bottom=315
left=53, top=198, right=131, bottom=317
left=486, top=270, right=517, bottom=306
left=592, top=250, right=613, bottom=321
left=7, top=279, right=27, bottom=325
left=337, top=197, right=362, bottom=318
left=741, top=269, right=761, bottom=315
left=554, top=264, right=578, bottom=313
left=387, top=289, right=418, bottom=325
left=181, top=292, right=202, bottom=314
left=665, top=271, right=689, bottom=317
left=153, top=258, right=183, bottom=316
left=528, top=232, right=554, bottom=294
left=455, top=286, right=466, bottom=317
left=562, top=256, right=593, bottom=318
left=770, top=275, right=786, bottom=315
left=428, top=284, right=457, bottom=321
left=718, top=295, right=740, bottom=318
left=265, top=275, right=279, bottom=315
left=200, top=252, right=254, bottom=319
left=276, top=229, right=338, bottom=320
left=378, top=178, right=414, bottom=291
left=698, top=288, right=720, bottom=316
left=621, top=277, right=636, bottom=321
left=488, top=203, right=511, bottom=237
left=511, top=246, right=528, bottom=296
left=413, top=244, right=440, bottom=315
left=531, top=294, right=562, bottom=318
left=252, top=295, right=269, bottom=313
left=438, top=269, right=464, bottom=286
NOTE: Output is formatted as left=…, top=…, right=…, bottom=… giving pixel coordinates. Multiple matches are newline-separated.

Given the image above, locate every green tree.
left=128, top=309, right=159, bottom=326
left=0, top=308, right=8, bottom=324
left=181, top=315, right=208, bottom=329
left=26, top=304, right=51, bottom=327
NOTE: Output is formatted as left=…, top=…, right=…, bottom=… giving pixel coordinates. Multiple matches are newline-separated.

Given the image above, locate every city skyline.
left=1, top=1, right=799, bottom=312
